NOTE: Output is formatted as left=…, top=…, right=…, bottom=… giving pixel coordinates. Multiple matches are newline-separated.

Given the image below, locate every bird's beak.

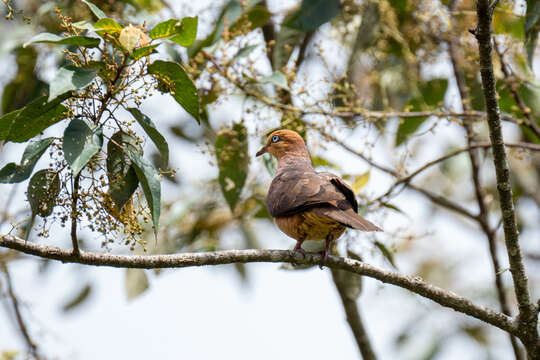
left=256, top=145, right=267, bottom=157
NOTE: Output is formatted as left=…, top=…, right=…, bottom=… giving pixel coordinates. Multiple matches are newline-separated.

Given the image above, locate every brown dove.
left=256, top=129, right=381, bottom=264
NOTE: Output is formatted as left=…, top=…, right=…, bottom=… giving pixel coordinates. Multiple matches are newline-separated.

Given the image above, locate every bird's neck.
left=276, top=153, right=313, bottom=171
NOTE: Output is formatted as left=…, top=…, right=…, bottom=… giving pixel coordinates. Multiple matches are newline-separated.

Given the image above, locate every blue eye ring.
left=271, top=135, right=280, bottom=143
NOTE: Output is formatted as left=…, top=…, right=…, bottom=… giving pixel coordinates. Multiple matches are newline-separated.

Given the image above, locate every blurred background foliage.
left=1, top=0, right=539, bottom=359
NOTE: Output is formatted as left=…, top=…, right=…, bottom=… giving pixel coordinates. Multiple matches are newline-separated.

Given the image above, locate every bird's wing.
left=267, top=170, right=355, bottom=217
left=267, top=170, right=382, bottom=231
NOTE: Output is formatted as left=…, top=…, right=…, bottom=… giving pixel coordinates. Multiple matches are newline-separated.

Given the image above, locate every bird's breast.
left=274, top=210, right=346, bottom=242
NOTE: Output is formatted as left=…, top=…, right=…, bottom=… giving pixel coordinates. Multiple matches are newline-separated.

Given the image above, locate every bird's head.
left=256, top=130, right=309, bottom=161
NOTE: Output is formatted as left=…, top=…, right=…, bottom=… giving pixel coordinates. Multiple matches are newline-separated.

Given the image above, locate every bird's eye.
left=271, top=135, right=280, bottom=143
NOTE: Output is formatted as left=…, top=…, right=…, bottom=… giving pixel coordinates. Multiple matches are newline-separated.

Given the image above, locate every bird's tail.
left=312, top=207, right=382, bottom=232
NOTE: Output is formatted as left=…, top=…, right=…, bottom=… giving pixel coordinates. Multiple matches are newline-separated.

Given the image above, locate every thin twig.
left=474, top=1, right=538, bottom=357
left=1, top=263, right=38, bottom=358
left=0, top=234, right=518, bottom=336
left=318, top=130, right=479, bottom=221
left=494, top=40, right=540, bottom=140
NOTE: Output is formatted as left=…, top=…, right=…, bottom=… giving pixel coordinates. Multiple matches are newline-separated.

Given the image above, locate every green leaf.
left=395, top=79, right=447, bottom=146
left=24, top=33, right=101, bottom=48
left=27, top=169, right=60, bottom=217
left=127, top=108, right=169, bottom=169
left=525, top=0, right=540, bottom=65
left=259, top=71, right=288, bottom=89
left=0, top=138, right=54, bottom=183
left=127, top=148, right=161, bottom=235
left=229, top=6, right=271, bottom=33
left=2, top=46, right=47, bottom=114
left=62, top=284, right=92, bottom=312
left=169, top=17, right=198, bottom=47
left=374, top=240, right=396, bottom=268
left=283, top=0, right=341, bottom=31
left=148, top=60, right=199, bottom=122
left=0, top=94, right=68, bottom=143
left=125, top=269, right=149, bottom=300
left=272, top=9, right=304, bottom=70
left=149, top=19, right=180, bottom=39
left=49, top=65, right=98, bottom=101
left=216, top=123, right=249, bottom=212
left=187, top=0, right=243, bottom=57
left=63, top=119, right=103, bottom=176
left=94, top=18, right=123, bottom=33
left=131, top=44, right=160, bottom=60
left=107, top=132, right=140, bottom=211
left=150, top=17, right=198, bottom=46
left=235, top=44, right=259, bottom=59
left=82, top=0, right=106, bottom=19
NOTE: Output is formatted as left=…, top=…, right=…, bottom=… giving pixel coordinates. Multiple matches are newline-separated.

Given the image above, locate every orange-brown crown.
left=256, top=130, right=309, bottom=161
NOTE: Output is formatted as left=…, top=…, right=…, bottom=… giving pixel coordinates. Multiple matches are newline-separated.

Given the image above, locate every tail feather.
left=312, top=207, right=382, bottom=232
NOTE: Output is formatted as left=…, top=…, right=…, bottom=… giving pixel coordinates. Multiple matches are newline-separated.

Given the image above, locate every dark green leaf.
left=127, top=149, right=161, bottom=235
left=127, top=108, right=169, bottom=169
left=131, top=44, right=160, bottom=60
left=49, top=65, right=98, bottom=101
left=187, top=0, right=243, bottom=57
left=374, top=241, right=396, bottom=268
left=230, top=6, right=271, bottom=34
left=107, top=132, right=140, bottom=211
left=2, top=46, right=47, bottom=114
left=94, top=18, right=123, bottom=33
left=62, top=284, right=92, bottom=312
left=216, top=123, right=249, bottom=212
left=148, top=60, right=199, bottom=122
left=0, top=138, right=54, bottom=183
left=27, top=169, right=60, bottom=217
left=125, top=269, right=149, bottom=300
left=0, top=94, right=68, bottom=143
left=82, top=0, right=106, bottom=19
left=395, top=79, right=447, bottom=146
left=272, top=9, right=304, bottom=70
left=24, top=33, right=101, bottom=48
left=380, top=202, right=404, bottom=214
left=63, top=119, right=103, bottom=176
left=283, top=0, right=341, bottom=31
left=525, top=0, right=540, bottom=65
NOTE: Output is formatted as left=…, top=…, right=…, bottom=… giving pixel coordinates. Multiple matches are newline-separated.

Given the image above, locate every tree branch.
left=448, top=7, right=524, bottom=355
left=0, top=234, right=518, bottom=336
left=474, top=1, right=538, bottom=356
left=70, top=174, right=80, bottom=256
left=331, top=269, right=377, bottom=360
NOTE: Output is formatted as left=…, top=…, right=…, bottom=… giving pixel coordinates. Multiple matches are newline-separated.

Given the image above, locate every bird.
left=256, top=129, right=382, bottom=265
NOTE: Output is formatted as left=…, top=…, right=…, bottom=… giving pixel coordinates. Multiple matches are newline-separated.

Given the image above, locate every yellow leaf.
left=351, top=171, right=370, bottom=193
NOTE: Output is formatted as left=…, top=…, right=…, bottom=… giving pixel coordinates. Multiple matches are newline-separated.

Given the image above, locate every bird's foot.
left=319, top=249, right=329, bottom=269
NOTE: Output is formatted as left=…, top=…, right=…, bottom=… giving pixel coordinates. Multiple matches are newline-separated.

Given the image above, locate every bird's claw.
left=319, top=249, right=329, bottom=269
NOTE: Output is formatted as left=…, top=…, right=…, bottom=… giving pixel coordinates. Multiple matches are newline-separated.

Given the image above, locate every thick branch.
left=448, top=9, right=523, bottom=356
left=474, top=0, right=538, bottom=355
left=0, top=235, right=517, bottom=335
left=331, top=269, right=377, bottom=360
